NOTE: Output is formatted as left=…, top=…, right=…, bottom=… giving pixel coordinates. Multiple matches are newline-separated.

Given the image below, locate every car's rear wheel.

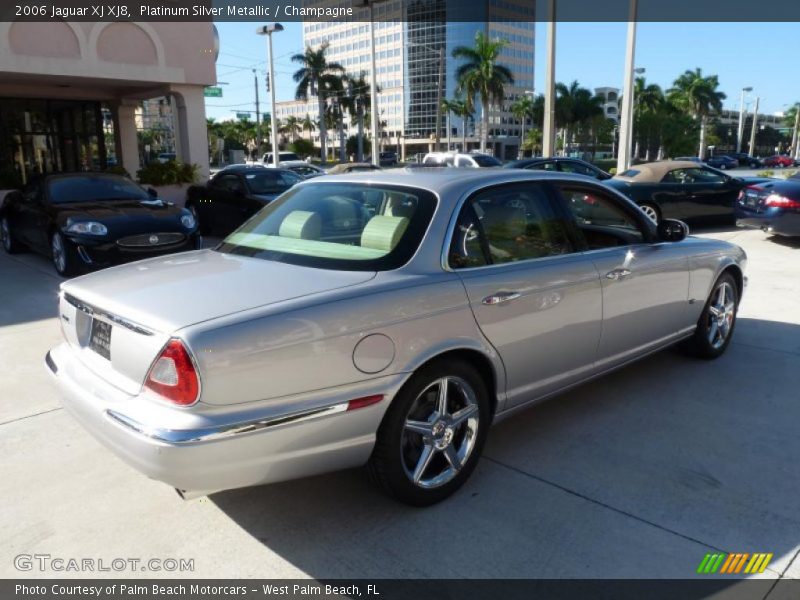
left=51, top=232, right=80, bottom=277
left=719, top=163, right=727, bottom=170
left=640, top=202, right=660, bottom=224
left=1, top=216, right=22, bottom=254
left=368, top=359, right=491, bottom=506
left=681, top=272, right=738, bottom=359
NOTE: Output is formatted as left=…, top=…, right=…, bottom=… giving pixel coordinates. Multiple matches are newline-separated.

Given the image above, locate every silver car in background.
left=46, top=169, right=746, bottom=505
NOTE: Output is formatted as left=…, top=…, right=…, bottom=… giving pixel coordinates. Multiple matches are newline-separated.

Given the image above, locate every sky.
left=206, top=21, right=800, bottom=122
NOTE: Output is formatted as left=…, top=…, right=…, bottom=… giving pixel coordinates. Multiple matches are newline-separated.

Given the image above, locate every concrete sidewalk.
left=0, top=228, right=798, bottom=583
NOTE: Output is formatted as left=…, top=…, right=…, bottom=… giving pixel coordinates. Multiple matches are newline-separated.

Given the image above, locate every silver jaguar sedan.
left=46, top=169, right=746, bottom=506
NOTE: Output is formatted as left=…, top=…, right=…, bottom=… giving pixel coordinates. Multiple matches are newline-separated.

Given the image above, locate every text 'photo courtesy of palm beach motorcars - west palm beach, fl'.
left=1, top=0, right=800, bottom=593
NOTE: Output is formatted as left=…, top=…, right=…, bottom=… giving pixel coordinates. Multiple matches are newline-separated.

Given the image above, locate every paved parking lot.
left=1, top=227, right=798, bottom=582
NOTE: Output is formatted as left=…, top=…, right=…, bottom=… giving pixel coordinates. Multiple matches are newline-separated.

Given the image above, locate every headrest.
left=279, top=211, right=322, bottom=240
left=361, top=215, right=409, bottom=252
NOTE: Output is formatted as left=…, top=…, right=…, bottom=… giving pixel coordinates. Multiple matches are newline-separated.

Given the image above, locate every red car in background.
left=762, top=155, right=795, bottom=168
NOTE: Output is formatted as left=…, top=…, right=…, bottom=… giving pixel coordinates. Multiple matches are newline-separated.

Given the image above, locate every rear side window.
left=448, top=183, right=574, bottom=268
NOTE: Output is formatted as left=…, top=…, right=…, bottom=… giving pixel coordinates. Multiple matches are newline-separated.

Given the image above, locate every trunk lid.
left=59, top=249, right=375, bottom=394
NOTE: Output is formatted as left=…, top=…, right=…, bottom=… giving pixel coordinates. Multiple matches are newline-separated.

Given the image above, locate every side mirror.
left=657, top=219, right=689, bottom=243
left=147, top=187, right=158, bottom=198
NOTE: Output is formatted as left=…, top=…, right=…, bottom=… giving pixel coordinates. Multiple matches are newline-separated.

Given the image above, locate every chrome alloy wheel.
left=641, top=204, right=659, bottom=223
left=51, top=233, right=66, bottom=273
left=401, top=376, right=480, bottom=489
left=706, top=281, right=735, bottom=349
left=1, top=218, right=10, bottom=251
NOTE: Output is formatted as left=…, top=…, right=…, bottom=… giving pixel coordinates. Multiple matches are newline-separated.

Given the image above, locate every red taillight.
left=346, top=394, right=384, bottom=411
left=145, top=339, right=200, bottom=406
left=764, top=193, right=800, bottom=209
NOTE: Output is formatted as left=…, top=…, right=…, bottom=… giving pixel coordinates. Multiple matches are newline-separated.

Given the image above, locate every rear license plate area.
left=89, top=318, right=112, bottom=360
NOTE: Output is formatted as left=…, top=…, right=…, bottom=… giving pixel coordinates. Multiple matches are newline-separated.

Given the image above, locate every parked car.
left=156, top=153, right=176, bottom=164
left=705, top=155, right=739, bottom=170
left=727, top=152, right=762, bottom=168
left=504, top=157, right=612, bottom=180
left=762, top=155, right=794, bottom=168
left=736, top=178, right=800, bottom=237
left=422, top=152, right=501, bottom=168
left=0, top=173, right=199, bottom=276
left=606, top=160, right=770, bottom=223
left=326, top=162, right=382, bottom=174
left=47, top=169, right=746, bottom=505
left=261, top=151, right=302, bottom=165
left=283, top=163, right=326, bottom=179
left=184, top=165, right=302, bottom=236
left=379, top=151, right=399, bottom=167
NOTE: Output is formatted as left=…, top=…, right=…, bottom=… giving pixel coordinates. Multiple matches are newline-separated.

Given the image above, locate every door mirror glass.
left=657, top=219, right=689, bottom=242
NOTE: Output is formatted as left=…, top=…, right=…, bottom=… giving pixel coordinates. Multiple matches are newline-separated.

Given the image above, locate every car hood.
left=55, top=198, right=186, bottom=235
left=60, top=249, right=376, bottom=333
left=251, top=193, right=281, bottom=202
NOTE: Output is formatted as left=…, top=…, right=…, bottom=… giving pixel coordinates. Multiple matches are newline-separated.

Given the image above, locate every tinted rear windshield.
left=47, top=175, right=149, bottom=204
left=217, top=182, right=437, bottom=271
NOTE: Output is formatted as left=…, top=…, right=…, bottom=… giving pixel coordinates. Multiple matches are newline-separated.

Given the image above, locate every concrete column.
left=170, top=85, right=210, bottom=180
left=112, top=101, right=140, bottom=178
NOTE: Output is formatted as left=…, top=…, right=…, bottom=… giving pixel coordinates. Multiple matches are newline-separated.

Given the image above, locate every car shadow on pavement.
left=0, top=252, right=63, bottom=329
left=767, top=235, right=800, bottom=250
left=210, top=317, right=800, bottom=579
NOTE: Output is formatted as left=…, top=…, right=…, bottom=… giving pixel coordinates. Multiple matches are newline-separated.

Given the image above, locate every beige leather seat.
left=361, top=215, right=409, bottom=253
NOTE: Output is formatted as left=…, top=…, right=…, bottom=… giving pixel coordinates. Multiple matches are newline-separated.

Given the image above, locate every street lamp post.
left=542, top=0, right=556, bottom=157
left=616, top=0, right=639, bottom=174
left=748, top=96, right=760, bottom=156
left=257, top=23, right=283, bottom=168
left=736, top=86, right=753, bottom=154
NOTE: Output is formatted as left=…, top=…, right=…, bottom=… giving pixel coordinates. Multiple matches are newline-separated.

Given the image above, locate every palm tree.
left=452, top=32, right=514, bottom=153
left=281, top=116, right=302, bottom=143
left=292, top=43, right=345, bottom=164
left=345, top=72, right=376, bottom=162
left=440, top=97, right=464, bottom=151
left=667, top=68, right=726, bottom=159
left=511, top=95, right=535, bottom=159
left=631, top=77, right=665, bottom=160
left=555, top=81, right=603, bottom=155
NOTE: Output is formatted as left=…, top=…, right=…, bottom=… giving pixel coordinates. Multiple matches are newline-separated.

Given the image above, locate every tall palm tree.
left=345, top=72, right=376, bottom=162
left=452, top=32, right=514, bottom=153
left=631, top=77, right=665, bottom=160
left=441, top=97, right=463, bottom=152
left=667, top=68, right=726, bottom=159
left=292, top=43, right=345, bottom=164
left=511, top=95, right=535, bottom=159
left=555, top=81, right=603, bottom=155
left=281, top=115, right=302, bottom=143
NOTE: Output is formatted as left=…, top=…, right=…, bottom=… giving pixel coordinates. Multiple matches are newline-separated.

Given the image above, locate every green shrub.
left=289, top=139, right=315, bottom=159
left=136, top=160, right=198, bottom=186
left=608, top=167, right=617, bottom=175
left=757, top=170, right=775, bottom=178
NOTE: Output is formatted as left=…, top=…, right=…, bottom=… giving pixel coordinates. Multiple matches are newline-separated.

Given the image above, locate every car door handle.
left=482, top=291, right=521, bottom=305
left=605, top=269, right=632, bottom=281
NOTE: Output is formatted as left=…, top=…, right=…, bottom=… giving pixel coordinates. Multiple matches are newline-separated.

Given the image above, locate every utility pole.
left=748, top=96, right=760, bottom=157
left=616, top=0, right=638, bottom=173
left=368, top=1, right=380, bottom=166
left=791, top=105, right=800, bottom=159
left=434, top=46, right=445, bottom=152
left=257, top=23, right=283, bottom=167
left=253, top=69, right=261, bottom=162
left=736, top=86, right=753, bottom=154
left=542, top=0, right=556, bottom=157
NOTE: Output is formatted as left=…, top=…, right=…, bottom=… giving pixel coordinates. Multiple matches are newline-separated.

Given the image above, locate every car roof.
left=613, top=160, right=708, bottom=182
left=295, top=166, right=604, bottom=197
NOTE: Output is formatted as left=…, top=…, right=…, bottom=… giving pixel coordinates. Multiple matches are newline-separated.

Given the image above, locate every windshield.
left=244, top=171, right=301, bottom=195
left=47, top=175, right=149, bottom=204
left=217, top=182, right=437, bottom=271
left=472, top=155, right=502, bottom=167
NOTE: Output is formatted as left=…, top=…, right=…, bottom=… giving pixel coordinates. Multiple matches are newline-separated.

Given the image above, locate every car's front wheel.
left=640, top=202, right=660, bottom=224
left=1, top=216, right=22, bottom=254
left=368, top=359, right=491, bottom=506
left=681, top=272, right=739, bottom=359
left=51, top=232, right=80, bottom=277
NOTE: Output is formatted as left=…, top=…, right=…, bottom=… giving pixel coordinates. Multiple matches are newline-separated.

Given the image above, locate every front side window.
left=243, top=171, right=299, bottom=195
left=558, top=186, right=646, bottom=249
left=662, top=168, right=724, bottom=185
left=526, top=161, right=557, bottom=172
left=448, top=183, right=573, bottom=268
left=217, top=183, right=437, bottom=271
left=560, top=161, right=596, bottom=176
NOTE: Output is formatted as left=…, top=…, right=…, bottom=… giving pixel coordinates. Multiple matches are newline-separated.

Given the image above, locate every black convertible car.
left=185, top=165, right=302, bottom=236
left=1, top=173, right=200, bottom=276
left=606, top=160, right=771, bottom=223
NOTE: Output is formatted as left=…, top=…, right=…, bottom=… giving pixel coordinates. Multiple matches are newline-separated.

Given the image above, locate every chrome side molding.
left=63, top=293, right=155, bottom=336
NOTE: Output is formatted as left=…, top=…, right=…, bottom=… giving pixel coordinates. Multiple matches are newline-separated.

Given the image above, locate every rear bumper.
left=736, top=207, right=800, bottom=237
left=46, top=343, right=402, bottom=495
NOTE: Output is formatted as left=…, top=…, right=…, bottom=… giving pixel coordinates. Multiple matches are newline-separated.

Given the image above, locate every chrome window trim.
left=63, top=293, right=155, bottom=337
left=105, top=402, right=350, bottom=444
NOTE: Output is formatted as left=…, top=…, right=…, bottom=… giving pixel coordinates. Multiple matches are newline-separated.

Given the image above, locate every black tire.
left=1, top=216, right=23, bottom=254
left=639, top=202, right=660, bottom=224
left=680, top=272, right=739, bottom=359
left=50, top=232, right=81, bottom=277
left=367, top=358, right=492, bottom=506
